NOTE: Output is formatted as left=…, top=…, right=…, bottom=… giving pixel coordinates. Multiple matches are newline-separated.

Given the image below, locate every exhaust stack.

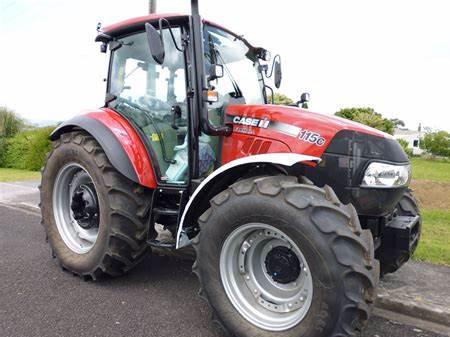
left=192, top=0, right=200, bottom=17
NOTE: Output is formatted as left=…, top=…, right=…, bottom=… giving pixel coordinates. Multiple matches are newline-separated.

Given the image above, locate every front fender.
left=176, top=153, right=320, bottom=248
left=51, top=109, right=157, bottom=188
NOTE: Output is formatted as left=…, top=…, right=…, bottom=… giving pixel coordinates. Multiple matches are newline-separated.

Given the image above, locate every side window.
left=199, top=26, right=265, bottom=177
left=203, top=25, right=265, bottom=128
left=109, top=28, right=189, bottom=184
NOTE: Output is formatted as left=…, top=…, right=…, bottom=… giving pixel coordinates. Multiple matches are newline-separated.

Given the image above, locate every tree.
left=397, top=139, right=413, bottom=157
left=335, top=107, right=395, bottom=135
left=0, top=106, right=23, bottom=138
left=421, top=131, right=450, bottom=157
left=390, top=118, right=405, bottom=128
left=271, top=93, right=294, bottom=105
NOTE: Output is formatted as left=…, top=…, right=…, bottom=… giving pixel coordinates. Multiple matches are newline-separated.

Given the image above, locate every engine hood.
left=225, top=104, right=394, bottom=159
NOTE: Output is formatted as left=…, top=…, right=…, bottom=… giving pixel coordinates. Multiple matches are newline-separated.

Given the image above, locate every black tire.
left=40, top=131, right=152, bottom=280
left=193, top=175, right=379, bottom=337
left=379, top=189, right=421, bottom=275
left=397, top=189, right=420, bottom=217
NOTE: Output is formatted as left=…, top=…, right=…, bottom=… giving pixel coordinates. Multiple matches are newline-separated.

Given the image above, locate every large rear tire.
left=193, top=176, right=379, bottom=337
left=40, top=131, right=152, bottom=280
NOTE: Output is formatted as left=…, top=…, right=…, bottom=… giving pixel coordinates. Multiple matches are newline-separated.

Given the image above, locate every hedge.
left=0, top=137, right=8, bottom=167
left=0, top=126, right=55, bottom=171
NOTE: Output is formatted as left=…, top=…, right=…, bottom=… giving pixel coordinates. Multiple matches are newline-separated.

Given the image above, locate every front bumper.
left=377, top=214, right=422, bottom=274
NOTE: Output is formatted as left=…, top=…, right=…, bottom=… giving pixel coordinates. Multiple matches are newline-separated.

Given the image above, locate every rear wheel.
left=193, top=176, right=379, bottom=337
left=40, top=131, right=152, bottom=279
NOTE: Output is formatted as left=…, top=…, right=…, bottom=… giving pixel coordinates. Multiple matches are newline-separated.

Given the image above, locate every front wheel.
left=193, top=176, right=379, bottom=337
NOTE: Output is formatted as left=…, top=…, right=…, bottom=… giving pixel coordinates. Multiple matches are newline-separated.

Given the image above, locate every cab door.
left=108, top=25, right=190, bottom=185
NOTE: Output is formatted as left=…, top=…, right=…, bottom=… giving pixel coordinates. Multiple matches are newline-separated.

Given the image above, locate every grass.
left=409, top=158, right=450, bottom=265
left=413, top=209, right=450, bottom=266
left=411, top=157, right=450, bottom=182
left=0, top=168, right=41, bottom=182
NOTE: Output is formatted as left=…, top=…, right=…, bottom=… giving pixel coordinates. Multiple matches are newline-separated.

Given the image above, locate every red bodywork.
left=222, top=105, right=391, bottom=164
left=86, top=108, right=157, bottom=189
left=84, top=104, right=388, bottom=190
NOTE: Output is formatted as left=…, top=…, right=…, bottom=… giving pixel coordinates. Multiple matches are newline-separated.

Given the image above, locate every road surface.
left=0, top=204, right=447, bottom=337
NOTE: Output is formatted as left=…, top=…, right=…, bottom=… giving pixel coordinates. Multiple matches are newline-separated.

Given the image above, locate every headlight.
left=361, top=162, right=411, bottom=188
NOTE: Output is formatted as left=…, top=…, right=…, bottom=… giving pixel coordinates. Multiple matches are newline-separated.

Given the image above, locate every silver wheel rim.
left=52, top=163, right=99, bottom=254
left=220, top=223, right=313, bottom=331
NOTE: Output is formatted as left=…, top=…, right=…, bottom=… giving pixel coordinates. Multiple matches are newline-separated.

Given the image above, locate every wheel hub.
left=70, top=183, right=99, bottom=229
left=53, top=163, right=100, bottom=254
left=220, top=224, right=313, bottom=331
left=265, top=246, right=301, bottom=284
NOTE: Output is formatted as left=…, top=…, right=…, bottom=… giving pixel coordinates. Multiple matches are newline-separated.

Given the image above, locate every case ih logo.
left=232, top=116, right=270, bottom=129
left=230, top=115, right=326, bottom=146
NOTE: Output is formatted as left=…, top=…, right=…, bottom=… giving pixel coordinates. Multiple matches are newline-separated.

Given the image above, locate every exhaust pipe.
left=192, top=0, right=199, bottom=17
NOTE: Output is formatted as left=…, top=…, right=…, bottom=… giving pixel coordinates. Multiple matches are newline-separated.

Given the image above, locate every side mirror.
left=299, top=92, right=310, bottom=109
left=274, top=59, right=282, bottom=89
left=145, top=23, right=165, bottom=65
left=208, top=64, right=224, bottom=82
left=256, top=48, right=271, bottom=61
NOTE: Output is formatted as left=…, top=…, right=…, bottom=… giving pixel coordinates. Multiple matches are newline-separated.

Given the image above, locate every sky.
left=0, top=0, right=449, bottom=131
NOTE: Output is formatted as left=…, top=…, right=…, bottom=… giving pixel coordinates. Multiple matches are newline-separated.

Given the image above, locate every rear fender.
left=51, top=109, right=157, bottom=188
left=176, top=153, right=320, bottom=248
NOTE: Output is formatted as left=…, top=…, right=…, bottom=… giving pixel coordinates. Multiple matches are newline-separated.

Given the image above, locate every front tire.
left=379, top=189, right=421, bottom=275
left=40, top=131, right=152, bottom=280
left=193, top=176, right=379, bottom=337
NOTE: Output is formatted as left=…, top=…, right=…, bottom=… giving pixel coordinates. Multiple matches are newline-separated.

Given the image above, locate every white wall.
left=393, top=132, right=424, bottom=155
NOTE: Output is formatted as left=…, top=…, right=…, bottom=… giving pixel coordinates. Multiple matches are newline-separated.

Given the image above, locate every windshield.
left=203, top=25, right=265, bottom=106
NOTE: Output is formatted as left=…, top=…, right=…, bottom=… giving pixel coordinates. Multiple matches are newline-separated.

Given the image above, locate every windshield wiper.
left=215, top=50, right=242, bottom=98
left=207, top=40, right=243, bottom=99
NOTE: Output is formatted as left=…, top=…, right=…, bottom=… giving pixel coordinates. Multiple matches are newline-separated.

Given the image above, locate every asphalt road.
left=0, top=204, right=446, bottom=337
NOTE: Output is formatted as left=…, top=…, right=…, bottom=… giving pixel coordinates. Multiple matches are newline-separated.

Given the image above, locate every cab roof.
left=99, top=13, right=232, bottom=39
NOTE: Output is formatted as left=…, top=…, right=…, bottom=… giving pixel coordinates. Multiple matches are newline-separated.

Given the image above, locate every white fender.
left=176, top=153, right=320, bottom=248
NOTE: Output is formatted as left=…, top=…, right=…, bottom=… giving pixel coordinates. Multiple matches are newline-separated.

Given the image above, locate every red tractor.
left=40, top=1, right=421, bottom=336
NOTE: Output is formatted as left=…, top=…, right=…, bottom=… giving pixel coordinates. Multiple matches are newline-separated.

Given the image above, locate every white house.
left=393, top=128, right=424, bottom=155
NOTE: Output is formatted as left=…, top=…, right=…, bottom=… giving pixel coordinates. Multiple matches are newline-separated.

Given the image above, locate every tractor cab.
left=96, top=14, right=276, bottom=187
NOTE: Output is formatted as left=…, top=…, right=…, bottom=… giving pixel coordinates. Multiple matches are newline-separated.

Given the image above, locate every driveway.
left=0, top=180, right=40, bottom=211
left=0, top=204, right=447, bottom=337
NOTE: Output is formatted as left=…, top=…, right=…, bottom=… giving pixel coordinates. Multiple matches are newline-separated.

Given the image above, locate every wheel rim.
left=53, top=163, right=100, bottom=254
left=220, top=223, right=313, bottom=331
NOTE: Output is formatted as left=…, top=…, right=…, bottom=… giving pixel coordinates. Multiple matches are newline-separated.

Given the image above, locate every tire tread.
left=193, top=175, right=379, bottom=337
left=40, top=131, right=152, bottom=280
